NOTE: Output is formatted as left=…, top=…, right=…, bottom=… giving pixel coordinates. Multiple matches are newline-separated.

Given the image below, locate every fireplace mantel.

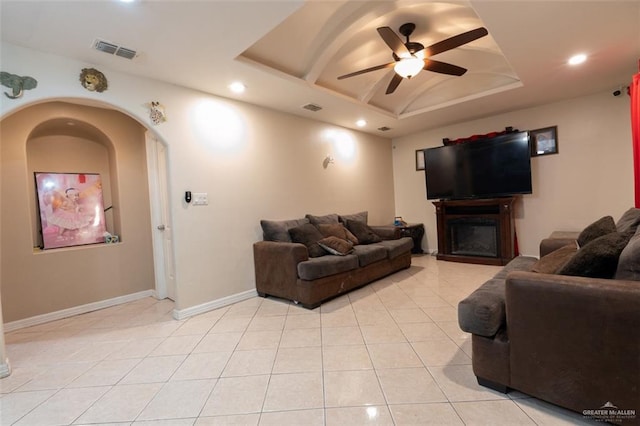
left=433, top=198, right=516, bottom=266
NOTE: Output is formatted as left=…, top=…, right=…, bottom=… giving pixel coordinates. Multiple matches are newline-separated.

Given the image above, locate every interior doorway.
left=146, top=132, right=177, bottom=301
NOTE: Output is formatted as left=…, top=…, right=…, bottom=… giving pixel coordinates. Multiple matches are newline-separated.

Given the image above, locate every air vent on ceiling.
left=115, top=47, right=137, bottom=60
left=93, top=38, right=137, bottom=60
left=377, top=126, right=392, bottom=132
left=302, top=103, right=322, bottom=112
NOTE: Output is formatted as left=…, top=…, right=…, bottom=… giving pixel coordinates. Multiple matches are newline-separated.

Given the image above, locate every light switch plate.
left=192, top=192, right=208, bottom=206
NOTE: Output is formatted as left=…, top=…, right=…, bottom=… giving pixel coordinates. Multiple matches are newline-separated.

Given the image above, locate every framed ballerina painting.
left=34, top=172, right=107, bottom=249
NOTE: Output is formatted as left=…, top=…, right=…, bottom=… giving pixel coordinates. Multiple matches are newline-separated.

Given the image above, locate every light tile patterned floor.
left=1, top=255, right=598, bottom=425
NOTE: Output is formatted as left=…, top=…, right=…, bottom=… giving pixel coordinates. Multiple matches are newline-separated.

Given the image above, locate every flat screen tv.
left=424, top=131, right=532, bottom=200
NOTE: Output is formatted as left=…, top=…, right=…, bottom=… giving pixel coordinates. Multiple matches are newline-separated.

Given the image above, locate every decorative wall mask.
left=0, top=71, right=38, bottom=99
left=148, top=101, right=167, bottom=125
left=79, top=68, right=108, bottom=92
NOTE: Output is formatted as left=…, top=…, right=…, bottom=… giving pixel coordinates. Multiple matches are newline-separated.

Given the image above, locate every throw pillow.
left=288, top=223, right=327, bottom=258
left=558, top=230, right=634, bottom=279
left=577, top=216, right=616, bottom=247
left=346, top=219, right=382, bottom=244
left=318, top=236, right=354, bottom=256
left=260, top=218, right=310, bottom=242
left=616, top=207, right=640, bottom=234
left=316, top=223, right=360, bottom=245
left=614, top=227, right=640, bottom=280
left=339, top=211, right=368, bottom=225
left=305, top=213, right=340, bottom=226
left=531, top=243, right=578, bottom=274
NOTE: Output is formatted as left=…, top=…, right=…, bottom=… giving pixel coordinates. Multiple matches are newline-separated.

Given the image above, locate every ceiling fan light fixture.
left=394, top=55, right=423, bottom=79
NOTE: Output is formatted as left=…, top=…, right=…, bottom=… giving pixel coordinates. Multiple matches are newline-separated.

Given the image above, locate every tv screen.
left=424, top=131, right=532, bottom=200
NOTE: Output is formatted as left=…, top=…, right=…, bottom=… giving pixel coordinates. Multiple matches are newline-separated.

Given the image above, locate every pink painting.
left=35, top=172, right=107, bottom=249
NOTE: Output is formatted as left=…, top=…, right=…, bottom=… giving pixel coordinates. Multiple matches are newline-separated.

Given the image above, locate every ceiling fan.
left=337, top=23, right=488, bottom=94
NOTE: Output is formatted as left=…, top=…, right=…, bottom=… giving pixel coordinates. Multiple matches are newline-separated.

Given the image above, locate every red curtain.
left=632, top=71, right=640, bottom=207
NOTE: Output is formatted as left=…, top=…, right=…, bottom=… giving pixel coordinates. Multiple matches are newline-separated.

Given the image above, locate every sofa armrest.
left=370, top=225, right=401, bottom=240
left=253, top=241, right=309, bottom=301
left=505, top=271, right=640, bottom=412
left=539, top=231, right=579, bottom=257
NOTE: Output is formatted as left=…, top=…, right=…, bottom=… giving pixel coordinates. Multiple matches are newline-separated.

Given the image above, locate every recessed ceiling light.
left=229, top=82, right=246, bottom=94
left=568, top=53, right=587, bottom=66
left=356, top=119, right=367, bottom=127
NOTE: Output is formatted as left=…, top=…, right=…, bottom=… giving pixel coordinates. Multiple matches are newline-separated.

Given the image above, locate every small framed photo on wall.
left=530, top=126, right=558, bottom=156
left=415, top=149, right=425, bottom=171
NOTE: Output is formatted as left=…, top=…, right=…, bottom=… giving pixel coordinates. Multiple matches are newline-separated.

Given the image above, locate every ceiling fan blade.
left=424, top=27, right=488, bottom=57
left=337, top=62, right=395, bottom=80
left=377, top=26, right=410, bottom=57
left=385, top=73, right=403, bottom=94
left=424, top=59, right=467, bottom=76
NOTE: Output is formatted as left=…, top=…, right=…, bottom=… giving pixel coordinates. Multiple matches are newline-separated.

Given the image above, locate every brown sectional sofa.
left=458, top=208, right=640, bottom=424
left=253, top=212, right=413, bottom=308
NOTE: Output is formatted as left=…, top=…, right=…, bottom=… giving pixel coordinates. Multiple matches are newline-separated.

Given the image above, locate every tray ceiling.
left=239, top=1, right=520, bottom=118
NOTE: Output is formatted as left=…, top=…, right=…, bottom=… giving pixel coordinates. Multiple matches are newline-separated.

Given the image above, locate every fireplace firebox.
left=433, top=198, right=516, bottom=265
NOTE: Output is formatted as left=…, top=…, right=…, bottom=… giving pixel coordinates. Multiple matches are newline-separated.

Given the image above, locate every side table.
left=397, top=223, right=424, bottom=254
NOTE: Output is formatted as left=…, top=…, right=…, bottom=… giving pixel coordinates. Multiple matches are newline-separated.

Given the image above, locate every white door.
left=146, top=133, right=176, bottom=300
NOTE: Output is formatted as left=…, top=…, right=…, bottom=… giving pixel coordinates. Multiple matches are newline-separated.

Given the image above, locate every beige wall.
left=392, top=90, right=634, bottom=257
left=0, top=43, right=396, bottom=319
left=169, top=101, right=396, bottom=309
left=1, top=102, right=155, bottom=322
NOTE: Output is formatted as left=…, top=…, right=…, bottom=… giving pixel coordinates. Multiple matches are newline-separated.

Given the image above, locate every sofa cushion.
left=297, top=254, right=359, bottom=281
left=318, top=236, right=354, bottom=256
left=261, top=218, right=310, bottom=243
left=352, top=244, right=387, bottom=267
left=492, top=256, right=537, bottom=280
left=577, top=215, right=616, bottom=247
left=559, top=230, right=634, bottom=279
left=531, top=243, right=578, bottom=274
left=458, top=256, right=538, bottom=337
left=339, top=211, right=368, bottom=225
left=615, top=227, right=640, bottom=280
left=373, top=237, right=413, bottom=260
left=346, top=219, right=382, bottom=244
left=458, top=278, right=506, bottom=337
left=317, top=223, right=359, bottom=245
left=305, top=213, right=340, bottom=226
left=616, top=207, right=640, bottom=234
left=288, top=223, right=327, bottom=258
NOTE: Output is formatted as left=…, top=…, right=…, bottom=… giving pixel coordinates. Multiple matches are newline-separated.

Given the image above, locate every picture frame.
left=415, top=149, right=425, bottom=171
left=530, top=126, right=558, bottom=156
left=34, top=172, right=108, bottom=249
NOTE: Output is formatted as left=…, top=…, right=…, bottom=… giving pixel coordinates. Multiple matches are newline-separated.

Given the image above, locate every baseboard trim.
left=173, top=289, right=258, bottom=320
left=4, top=289, right=156, bottom=332
left=0, top=359, right=11, bottom=378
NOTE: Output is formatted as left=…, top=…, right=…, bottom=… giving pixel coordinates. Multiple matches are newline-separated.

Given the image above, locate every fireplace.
left=448, top=218, right=499, bottom=258
left=433, top=198, right=515, bottom=265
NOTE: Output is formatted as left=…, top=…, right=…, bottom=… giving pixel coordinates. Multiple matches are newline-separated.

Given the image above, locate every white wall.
left=0, top=42, right=396, bottom=315
left=392, top=91, right=634, bottom=257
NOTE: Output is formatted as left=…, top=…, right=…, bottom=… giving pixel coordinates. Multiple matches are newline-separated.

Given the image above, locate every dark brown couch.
left=253, top=212, right=413, bottom=308
left=458, top=208, right=640, bottom=425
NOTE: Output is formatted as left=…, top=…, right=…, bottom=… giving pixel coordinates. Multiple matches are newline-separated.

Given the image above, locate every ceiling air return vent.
left=115, top=47, right=137, bottom=60
left=302, top=103, right=322, bottom=112
left=93, top=39, right=137, bottom=60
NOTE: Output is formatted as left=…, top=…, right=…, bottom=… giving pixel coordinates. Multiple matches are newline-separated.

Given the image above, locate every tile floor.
left=1, top=255, right=598, bottom=425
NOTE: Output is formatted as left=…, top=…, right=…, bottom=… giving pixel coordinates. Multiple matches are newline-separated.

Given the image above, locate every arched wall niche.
left=1, top=100, right=157, bottom=323
left=26, top=117, right=121, bottom=248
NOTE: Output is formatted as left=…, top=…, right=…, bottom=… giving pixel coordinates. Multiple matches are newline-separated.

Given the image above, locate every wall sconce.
left=323, top=155, right=334, bottom=169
